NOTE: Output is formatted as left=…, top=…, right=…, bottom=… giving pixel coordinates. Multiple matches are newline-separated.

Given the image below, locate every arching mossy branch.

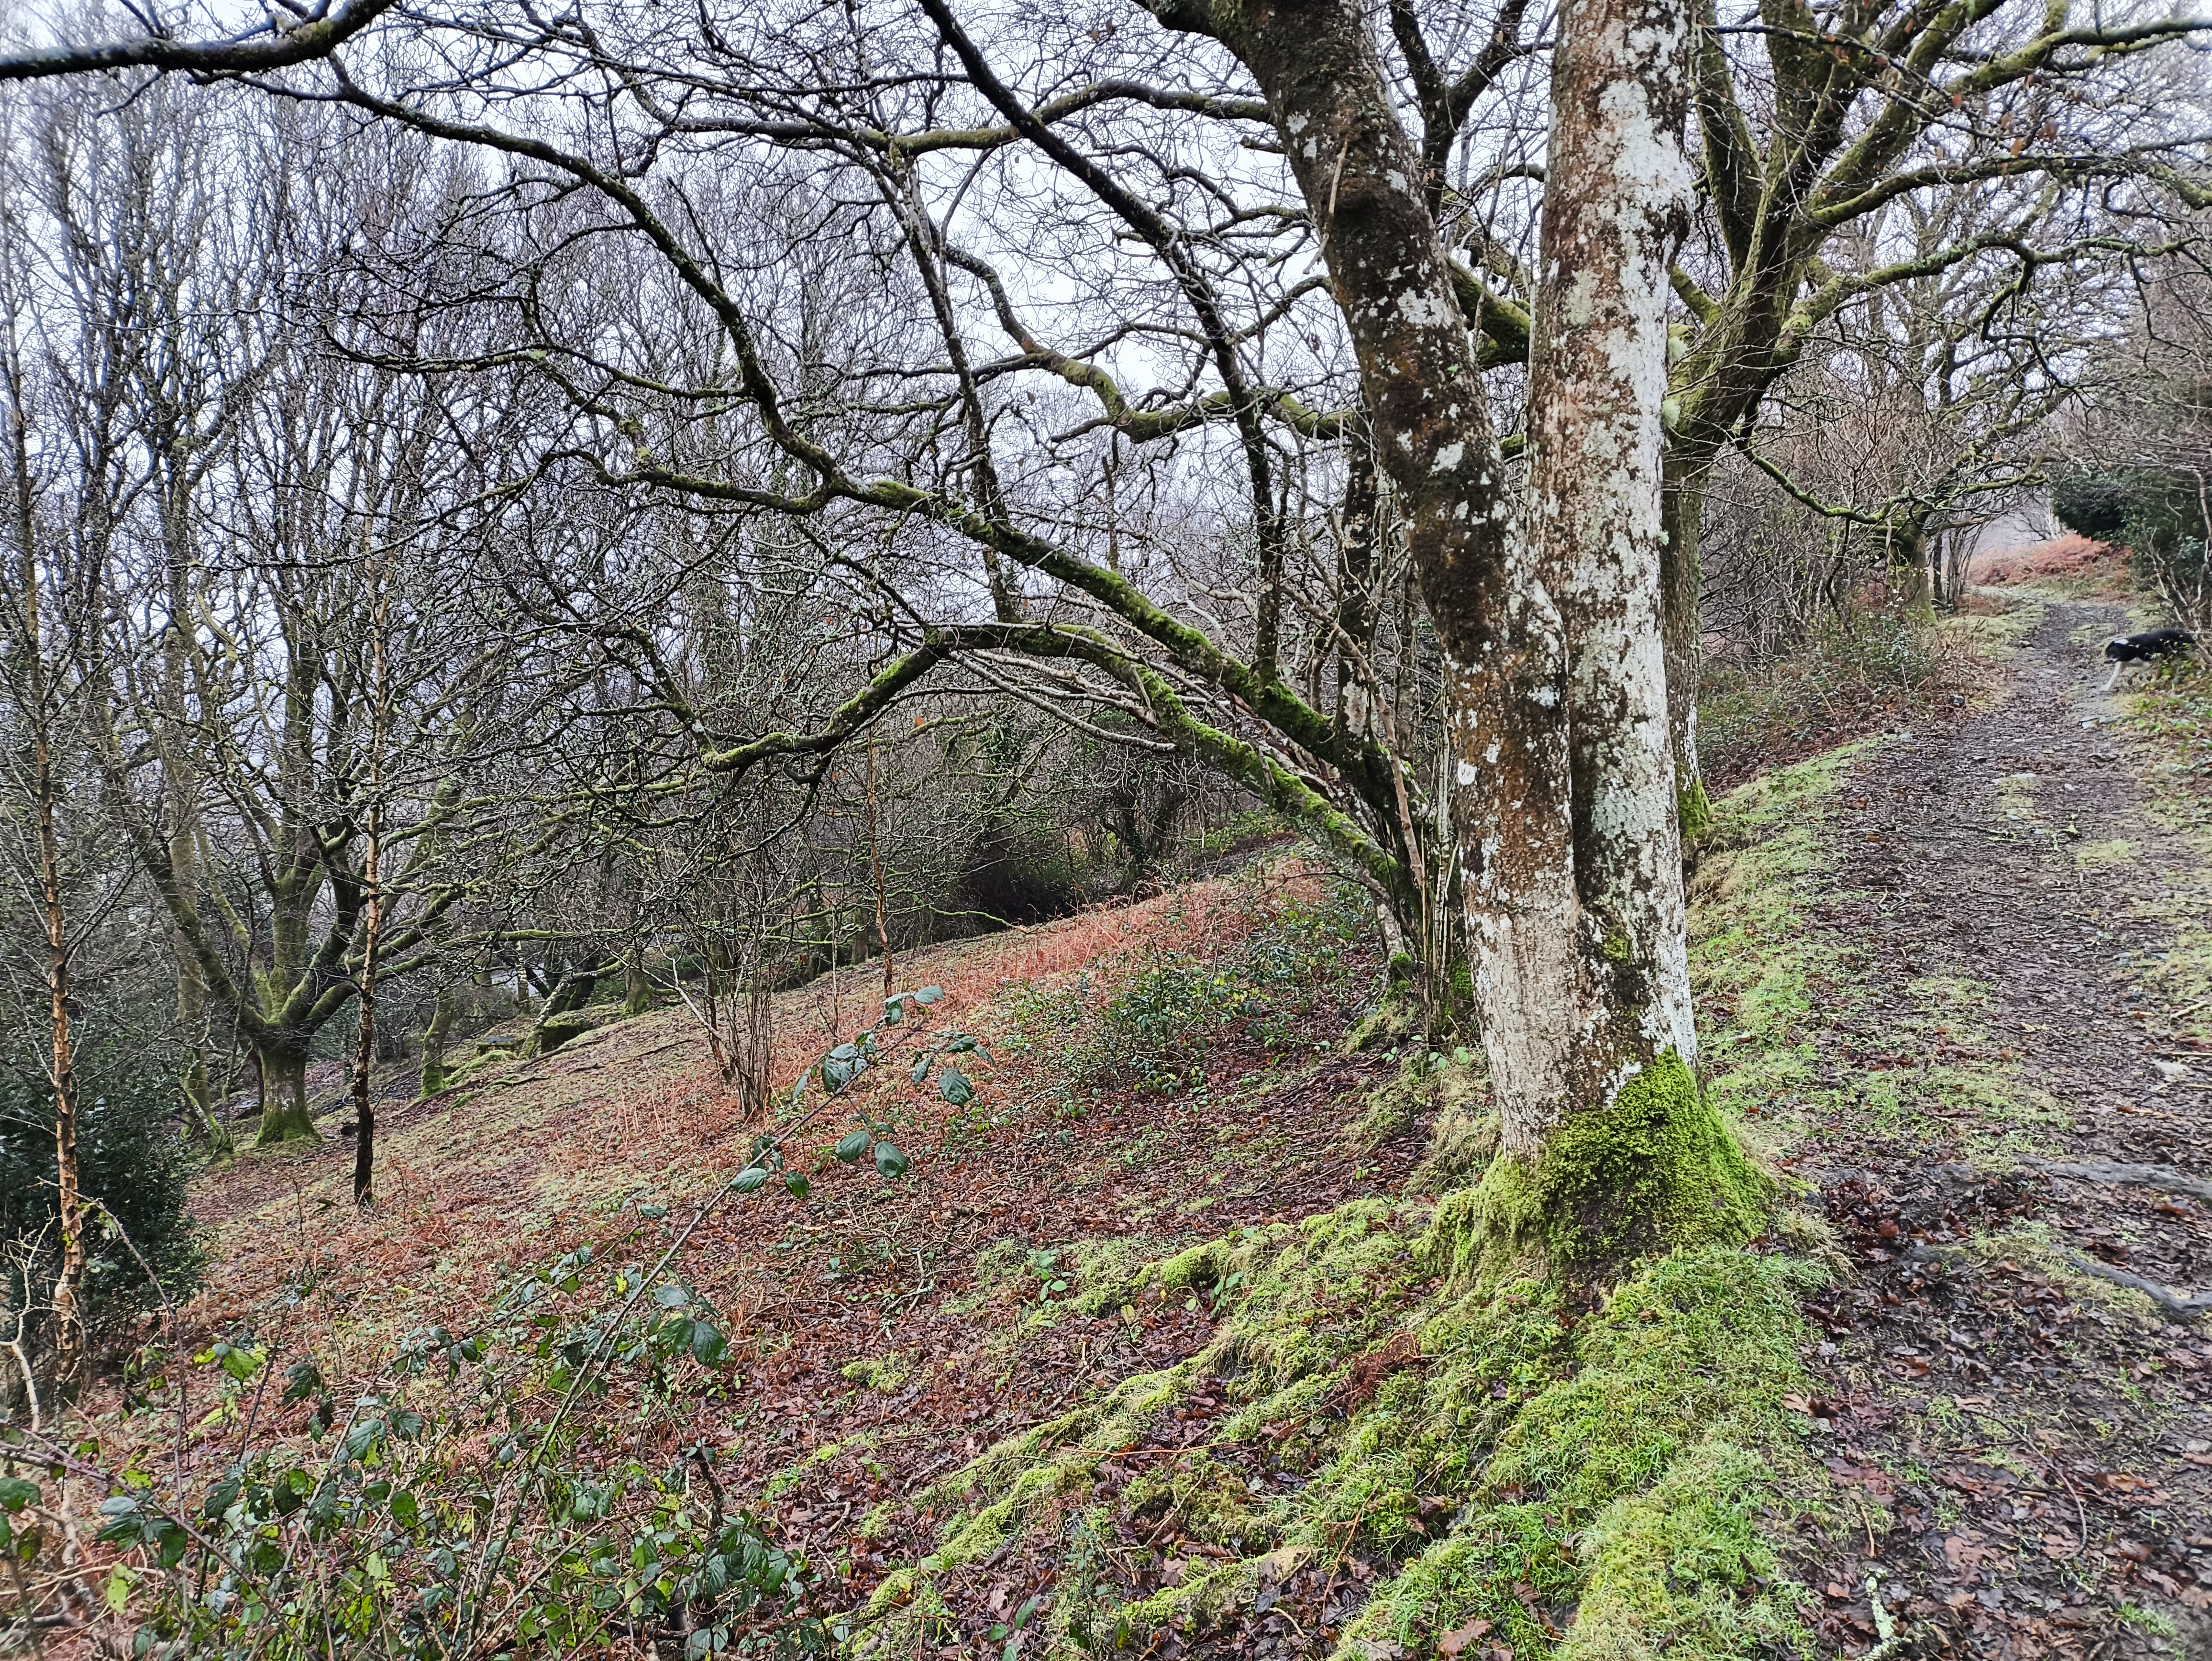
left=698, top=621, right=1407, bottom=904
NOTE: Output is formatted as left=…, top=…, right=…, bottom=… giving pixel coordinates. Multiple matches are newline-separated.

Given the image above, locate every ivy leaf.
left=200, top=1472, right=241, bottom=1520
left=873, top=1141, right=911, bottom=1179
left=938, top=1068, right=974, bottom=1107
left=731, top=1167, right=770, bottom=1195
left=834, top=1131, right=871, bottom=1163
left=95, top=1496, right=144, bottom=1545
left=208, top=1341, right=263, bottom=1384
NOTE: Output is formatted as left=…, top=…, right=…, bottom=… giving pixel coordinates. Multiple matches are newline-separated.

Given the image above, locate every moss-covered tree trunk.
left=1451, top=0, right=1759, bottom=1274
left=622, top=955, right=653, bottom=1017
left=1155, top=0, right=1762, bottom=1278
left=419, top=986, right=456, bottom=1095
left=255, top=1045, right=317, bottom=1145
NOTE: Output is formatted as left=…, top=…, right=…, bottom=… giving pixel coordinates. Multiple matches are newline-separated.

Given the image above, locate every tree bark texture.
left=9, top=356, right=87, bottom=1391
left=350, top=809, right=382, bottom=1207
left=420, top=986, right=457, bottom=1095
left=1512, top=0, right=1699, bottom=1132
left=1155, top=0, right=1762, bottom=1273
left=256, top=1048, right=317, bottom=1145
left=349, top=588, right=392, bottom=1207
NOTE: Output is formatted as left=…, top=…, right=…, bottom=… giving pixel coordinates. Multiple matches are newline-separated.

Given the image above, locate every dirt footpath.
left=1790, top=597, right=2212, bottom=1658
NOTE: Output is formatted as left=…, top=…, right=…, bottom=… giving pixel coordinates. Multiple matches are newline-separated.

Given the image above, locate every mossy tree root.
left=1426, top=1050, right=1770, bottom=1286
left=856, top=1197, right=1823, bottom=1661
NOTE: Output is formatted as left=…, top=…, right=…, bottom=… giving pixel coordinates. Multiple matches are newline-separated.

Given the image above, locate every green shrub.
left=2053, top=464, right=2203, bottom=556
left=1039, top=882, right=1368, bottom=1095
left=0, top=1026, right=202, bottom=1342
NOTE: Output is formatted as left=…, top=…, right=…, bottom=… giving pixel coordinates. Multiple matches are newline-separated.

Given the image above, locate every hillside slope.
left=35, top=583, right=2212, bottom=1661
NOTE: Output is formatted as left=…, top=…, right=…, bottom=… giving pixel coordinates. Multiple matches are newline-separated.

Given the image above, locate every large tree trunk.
left=1163, top=0, right=1765, bottom=1278
left=1454, top=0, right=1759, bottom=1277
left=255, top=1045, right=318, bottom=1145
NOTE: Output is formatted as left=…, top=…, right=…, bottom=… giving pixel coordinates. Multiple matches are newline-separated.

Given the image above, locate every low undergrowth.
left=1009, top=877, right=1371, bottom=1099
left=3, top=837, right=1846, bottom=1658
left=851, top=768, right=1858, bottom=1654
left=1689, top=742, right=1870, bottom=1131
left=2124, top=660, right=2212, bottom=1044
left=1699, top=601, right=1983, bottom=789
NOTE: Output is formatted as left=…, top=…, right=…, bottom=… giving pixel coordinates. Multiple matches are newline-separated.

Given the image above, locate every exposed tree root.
left=2061, top=1253, right=2212, bottom=1322
left=855, top=1202, right=1827, bottom=1658
left=2023, top=1158, right=2212, bottom=1206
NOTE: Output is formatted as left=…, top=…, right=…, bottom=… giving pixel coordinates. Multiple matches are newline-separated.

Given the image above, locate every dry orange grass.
left=52, top=857, right=1388, bottom=1661
left=1966, top=533, right=2133, bottom=592
left=170, top=862, right=1325, bottom=1370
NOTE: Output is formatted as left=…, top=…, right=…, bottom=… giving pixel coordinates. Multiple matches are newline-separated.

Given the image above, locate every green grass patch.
left=1690, top=743, right=1869, bottom=1128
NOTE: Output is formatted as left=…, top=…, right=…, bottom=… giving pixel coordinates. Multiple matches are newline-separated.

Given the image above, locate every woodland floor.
left=72, top=574, right=2212, bottom=1661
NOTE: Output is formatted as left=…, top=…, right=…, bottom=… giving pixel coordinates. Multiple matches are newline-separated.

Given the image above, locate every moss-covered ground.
left=858, top=1220, right=1824, bottom=1660
left=839, top=753, right=1877, bottom=1659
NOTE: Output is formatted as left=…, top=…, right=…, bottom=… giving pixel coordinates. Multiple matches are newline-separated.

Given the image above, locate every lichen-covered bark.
left=1156, top=0, right=1515, bottom=652
left=1152, top=0, right=1730, bottom=1272
left=1505, top=0, right=1700, bottom=1151
left=256, top=1047, right=317, bottom=1145
left=420, top=985, right=456, bottom=1095
left=1659, top=449, right=1712, bottom=842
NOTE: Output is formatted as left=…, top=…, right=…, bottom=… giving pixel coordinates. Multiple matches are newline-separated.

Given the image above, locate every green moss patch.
left=856, top=741, right=1870, bottom=1659
left=858, top=1206, right=1824, bottom=1660
left=1678, top=773, right=1714, bottom=845
left=1433, top=1052, right=1770, bottom=1285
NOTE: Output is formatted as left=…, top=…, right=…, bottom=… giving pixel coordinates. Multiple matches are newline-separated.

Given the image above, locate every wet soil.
left=1788, top=598, right=2212, bottom=1658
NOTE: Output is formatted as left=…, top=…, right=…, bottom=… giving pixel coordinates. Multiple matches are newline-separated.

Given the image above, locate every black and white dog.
left=2101, top=627, right=2197, bottom=689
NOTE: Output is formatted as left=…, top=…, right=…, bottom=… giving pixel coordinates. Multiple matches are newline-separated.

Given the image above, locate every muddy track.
left=1790, top=597, right=2212, bottom=1658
